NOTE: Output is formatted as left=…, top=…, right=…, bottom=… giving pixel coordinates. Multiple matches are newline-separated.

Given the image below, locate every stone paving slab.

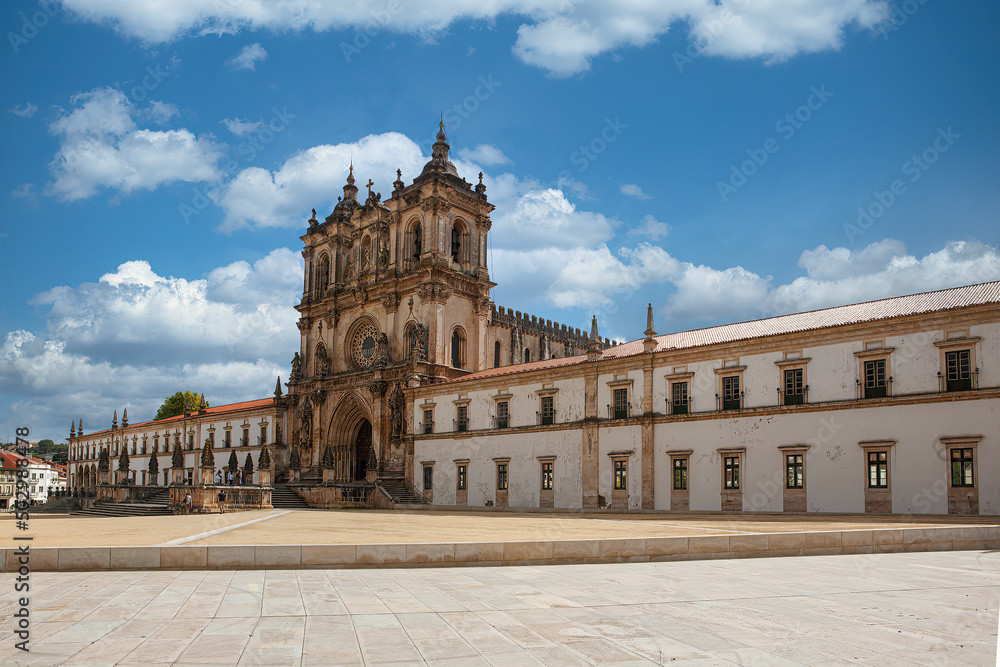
left=0, top=551, right=996, bottom=665
left=2, top=508, right=996, bottom=548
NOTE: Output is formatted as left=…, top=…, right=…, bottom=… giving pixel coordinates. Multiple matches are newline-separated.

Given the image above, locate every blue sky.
left=2, top=0, right=998, bottom=441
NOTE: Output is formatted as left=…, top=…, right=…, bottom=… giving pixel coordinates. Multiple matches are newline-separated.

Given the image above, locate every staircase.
left=71, top=489, right=172, bottom=518
left=270, top=483, right=311, bottom=509
left=378, top=477, right=426, bottom=505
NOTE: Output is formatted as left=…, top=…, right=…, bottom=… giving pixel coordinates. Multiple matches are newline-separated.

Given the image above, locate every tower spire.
left=112, top=409, right=118, bottom=430
left=587, top=315, right=602, bottom=361
left=274, top=376, right=283, bottom=398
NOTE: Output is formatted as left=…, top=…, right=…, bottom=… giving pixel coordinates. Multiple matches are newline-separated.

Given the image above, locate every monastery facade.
left=67, top=124, right=1000, bottom=515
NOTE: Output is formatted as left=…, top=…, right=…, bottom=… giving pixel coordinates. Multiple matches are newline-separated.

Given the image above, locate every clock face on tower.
left=351, top=322, right=380, bottom=369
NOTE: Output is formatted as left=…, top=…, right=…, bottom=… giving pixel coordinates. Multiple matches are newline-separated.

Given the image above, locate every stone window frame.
left=665, top=371, right=694, bottom=415
left=608, top=450, right=633, bottom=492
left=854, top=345, right=894, bottom=399
left=717, top=446, right=746, bottom=491
left=775, top=356, right=810, bottom=406
left=538, top=455, right=556, bottom=491
left=940, top=435, right=981, bottom=489
left=454, top=459, right=469, bottom=491
left=421, top=461, right=434, bottom=492
left=934, top=336, right=980, bottom=392
left=714, top=365, right=747, bottom=411
left=492, top=391, right=513, bottom=429
left=453, top=397, right=471, bottom=432
left=420, top=400, right=436, bottom=435
left=535, top=386, right=558, bottom=425
left=607, top=377, right=634, bottom=420
left=223, top=427, right=232, bottom=448
left=668, top=450, right=692, bottom=491
left=859, top=440, right=895, bottom=490
left=778, top=444, right=809, bottom=490
left=493, top=457, right=510, bottom=491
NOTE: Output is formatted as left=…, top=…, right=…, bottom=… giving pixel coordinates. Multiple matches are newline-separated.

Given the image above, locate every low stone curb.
left=2, top=525, right=997, bottom=572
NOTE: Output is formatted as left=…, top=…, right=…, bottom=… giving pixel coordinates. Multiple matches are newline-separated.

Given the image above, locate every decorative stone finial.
left=258, top=445, right=271, bottom=470
left=587, top=315, right=602, bottom=361
left=121, top=407, right=128, bottom=428
left=393, top=168, right=404, bottom=191
left=201, top=437, right=214, bottom=467
left=70, top=420, right=76, bottom=439
left=274, top=376, right=283, bottom=398
left=643, top=303, right=658, bottom=352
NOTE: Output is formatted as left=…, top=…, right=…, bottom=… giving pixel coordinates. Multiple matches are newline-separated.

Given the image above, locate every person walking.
left=183, top=492, right=193, bottom=515
left=218, top=489, right=227, bottom=513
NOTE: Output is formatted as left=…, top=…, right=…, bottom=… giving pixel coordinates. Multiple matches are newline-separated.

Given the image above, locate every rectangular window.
left=423, top=466, right=433, bottom=491
left=208, top=432, right=215, bottom=447
left=783, top=369, right=805, bottom=405
left=224, top=431, right=231, bottom=448
left=457, top=464, right=467, bottom=491
left=671, top=382, right=689, bottom=415
left=541, top=461, right=553, bottom=490
left=153, top=436, right=159, bottom=452
left=864, top=359, right=887, bottom=398
left=722, top=376, right=741, bottom=411
left=276, top=423, right=282, bottom=444
left=423, top=408, right=434, bottom=434
left=867, top=451, right=888, bottom=488
left=673, top=458, right=688, bottom=490
left=259, top=426, right=267, bottom=445
left=613, top=459, right=627, bottom=490
left=456, top=405, right=469, bottom=432
left=950, top=448, right=974, bottom=487
left=496, top=463, right=508, bottom=491
left=495, top=401, right=509, bottom=429
left=785, top=454, right=804, bottom=489
left=612, top=387, right=629, bottom=420
left=540, top=396, right=554, bottom=425
left=945, top=350, right=972, bottom=392
left=241, top=428, right=249, bottom=447
left=724, top=456, right=740, bottom=489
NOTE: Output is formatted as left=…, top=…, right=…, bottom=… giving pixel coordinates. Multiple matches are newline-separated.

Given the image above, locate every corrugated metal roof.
left=458, top=281, right=1000, bottom=383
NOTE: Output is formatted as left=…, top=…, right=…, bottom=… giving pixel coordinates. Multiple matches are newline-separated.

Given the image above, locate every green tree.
left=38, top=438, right=55, bottom=449
left=154, top=391, right=209, bottom=421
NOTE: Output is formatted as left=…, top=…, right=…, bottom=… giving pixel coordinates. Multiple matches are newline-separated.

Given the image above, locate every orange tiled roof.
left=457, top=281, right=1000, bottom=382
left=76, top=397, right=276, bottom=439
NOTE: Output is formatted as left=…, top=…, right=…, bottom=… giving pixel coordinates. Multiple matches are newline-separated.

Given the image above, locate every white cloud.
left=626, top=214, right=670, bottom=239
left=11, top=183, right=36, bottom=201
left=458, top=144, right=512, bottom=166
left=145, top=100, right=179, bottom=124
left=222, top=117, right=264, bottom=136
left=620, top=183, right=651, bottom=199
left=227, top=43, right=268, bottom=71
left=1, top=249, right=303, bottom=437
left=9, top=103, right=38, bottom=118
left=59, top=0, right=890, bottom=77
left=45, top=87, right=223, bottom=201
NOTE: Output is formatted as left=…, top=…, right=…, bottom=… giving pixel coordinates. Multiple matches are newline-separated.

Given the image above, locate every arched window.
left=407, top=220, right=422, bottom=265
left=451, top=327, right=467, bottom=369
left=315, top=254, right=330, bottom=296
left=494, top=341, right=502, bottom=368
left=524, top=348, right=531, bottom=364
left=451, top=219, right=469, bottom=264
left=316, top=344, right=331, bottom=376
left=404, top=323, right=417, bottom=360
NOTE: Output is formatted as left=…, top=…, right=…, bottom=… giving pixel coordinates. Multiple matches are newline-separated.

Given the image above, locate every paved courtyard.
left=3, top=510, right=996, bottom=548
left=0, top=550, right=996, bottom=665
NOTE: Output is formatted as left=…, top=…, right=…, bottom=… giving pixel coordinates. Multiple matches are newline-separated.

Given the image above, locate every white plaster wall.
left=972, top=323, right=998, bottom=386
left=597, top=424, right=642, bottom=508
left=413, top=430, right=582, bottom=508
left=802, top=341, right=856, bottom=402
left=653, top=397, right=999, bottom=513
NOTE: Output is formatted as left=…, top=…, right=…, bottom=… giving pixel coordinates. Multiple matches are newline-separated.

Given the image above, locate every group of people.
left=214, top=469, right=249, bottom=485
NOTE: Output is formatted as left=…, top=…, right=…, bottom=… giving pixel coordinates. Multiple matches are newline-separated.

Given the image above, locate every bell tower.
left=286, top=122, right=495, bottom=482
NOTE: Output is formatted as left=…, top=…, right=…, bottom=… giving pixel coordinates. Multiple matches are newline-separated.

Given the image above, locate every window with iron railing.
left=611, top=387, right=629, bottom=420
left=670, top=382, right=689, bottom=415
left=494, top=401, right=509, bottom=429
left=944, top=349, right=974, bottom=392
left=781, top=368, right=806, bottom=406
left=539, top=396, right=554, bottom=425
left=720, top=376, right=741, bottom=411
left=423, top=409, right=434, bottom=434
left=862, top=359, right=888, bottom=399
left=455, top=405, right=469, bottom=432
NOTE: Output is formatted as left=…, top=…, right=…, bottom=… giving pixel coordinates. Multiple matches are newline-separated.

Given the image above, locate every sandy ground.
left=2, top=509, right=995, bottom=547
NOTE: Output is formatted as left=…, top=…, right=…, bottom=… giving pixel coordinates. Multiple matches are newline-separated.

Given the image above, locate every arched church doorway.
left=353, top=420, right=372, bottom=481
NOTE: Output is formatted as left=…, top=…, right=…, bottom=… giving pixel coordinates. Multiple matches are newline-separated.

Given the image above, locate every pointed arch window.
left=494, top=341, right=502, bottom=368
